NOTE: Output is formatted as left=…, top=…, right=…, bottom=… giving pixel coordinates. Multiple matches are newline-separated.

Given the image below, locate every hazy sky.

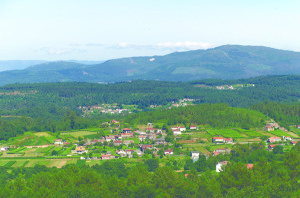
left=0, top=0, right=299, bottom=60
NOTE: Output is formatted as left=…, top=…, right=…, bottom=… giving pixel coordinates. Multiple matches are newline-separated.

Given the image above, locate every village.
left=0, top=118, right=299, bottom=172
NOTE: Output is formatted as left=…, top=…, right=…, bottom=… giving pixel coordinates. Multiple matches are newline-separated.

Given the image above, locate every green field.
left=206, top=129, right=244, bottom=138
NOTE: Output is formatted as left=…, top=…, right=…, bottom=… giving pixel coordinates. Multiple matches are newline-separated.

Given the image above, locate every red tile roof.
left=246, top=164, right=253, bottom=169
left=213, top=137, right=224, bottom=140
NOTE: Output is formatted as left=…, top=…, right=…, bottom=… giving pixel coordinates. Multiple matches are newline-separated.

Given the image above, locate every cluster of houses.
left=78, top=104, right=131, bottom=115
left=263, top=123, right=287, bottom=132
left=171, top=126, right=186, bottom=135
left=267, top=136, right=298, bottom=150
left=0, top=146, right=9, bottom=151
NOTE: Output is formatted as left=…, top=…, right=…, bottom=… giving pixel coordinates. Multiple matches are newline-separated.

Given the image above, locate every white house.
left=190, top=151, right=200, bottom=158
left=173, top=129, right=182, bottom=135
left=164, top=149, right=173, bottom=155
left=54, top=139, right=63, bottom=145
left=190, top=125, right=197, bottom=130
left=212, top=137, right=224, bottom=143
left=267, top=137, right=281, bottom=143
left=0, top=146, right=9, bottom=151
left=179, top=126, right=186, bottom=132
left=216, top=161, right=228, bottom=172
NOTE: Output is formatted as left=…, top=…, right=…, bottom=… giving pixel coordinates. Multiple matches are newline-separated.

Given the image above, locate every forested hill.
left=0, top=45, right=300, bottom=85
left=125, top=104, right=266, bottom=129
left=0, top=75, right=300, bottom=120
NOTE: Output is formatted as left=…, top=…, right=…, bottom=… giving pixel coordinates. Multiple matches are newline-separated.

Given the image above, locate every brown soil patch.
left=286, top=131, right=299, bottom=138
left=57, top=160, right=67, bottom=168
left=177, top=140, right=197, bottom=143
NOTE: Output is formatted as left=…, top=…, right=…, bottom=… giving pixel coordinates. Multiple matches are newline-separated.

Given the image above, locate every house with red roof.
left=140, top=145, right=152, bottom=152
left=212, top=137, right=224, bottom=143
left=268, top=144, right=278, bottom=150
left=146, top=128, right=156, bottom=133
left=113, top=140, right=122, bottom=146
left=164, top=149, right=173, bottom=155
left=190, top=125, right=197, bottom=130
left=246, top=164, right=253, bottom=169
left=212, top=151, right=219, bottom=156
left=291, top=141, right=298, bottom=145
left=179, top=126, right=186, bottom=132
left=120, top=133, right=133, bottom=138
left=224, top=138, right=233, bottom=143
left=139, top=135, right=147, bottom=142
left=267, top=137, right=281, bottom=143
left=123, top=128, right=132, bottom=133
left=173, top=129, right=182, bottom=136
left=264, top=125, right=274, bottom=131
left=111, top=119, right=119, bottom=124
left=101, top=155, right=115, bottom=160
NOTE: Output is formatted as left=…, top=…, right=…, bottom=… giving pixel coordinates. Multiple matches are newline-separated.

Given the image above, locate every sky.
left=0, top=0, right=300, bottom=61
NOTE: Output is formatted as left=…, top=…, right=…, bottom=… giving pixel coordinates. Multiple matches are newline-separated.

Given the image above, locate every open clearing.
left=61, top=131, right=97, bottom=138
left=34, top=132, right=52, bottom=137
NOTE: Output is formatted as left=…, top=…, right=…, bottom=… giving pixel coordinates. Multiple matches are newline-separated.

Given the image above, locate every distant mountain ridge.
left=0, top=45, right=300, bottom=85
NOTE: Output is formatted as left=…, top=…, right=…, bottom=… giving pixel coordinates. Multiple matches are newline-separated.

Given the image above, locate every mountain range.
left=0, top=45, right=300, bottom=85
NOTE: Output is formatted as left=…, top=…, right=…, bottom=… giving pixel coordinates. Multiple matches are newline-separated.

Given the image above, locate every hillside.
left=0, top=45, right=300, bottom=85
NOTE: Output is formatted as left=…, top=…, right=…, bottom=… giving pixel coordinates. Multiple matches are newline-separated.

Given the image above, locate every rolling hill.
left=0, top=45, right=300, bottom=85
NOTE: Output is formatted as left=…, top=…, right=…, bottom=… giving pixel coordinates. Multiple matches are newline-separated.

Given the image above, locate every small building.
left=141, top=145, right=152, bottom=152
left=147, top=133, right=157, bottom=140
left=101, top=155, right=115, bottom=160
left=146, top=128, right=156, bottom=133
left=114, top=140, right=122, bottom=146
left=139, top=135, right=147, bottom=142
left=264, top=125, right=274, bottom=131
left=282, top=136, right=292, bottom=141
left=179, top=126, right=186, bottom=132
left=291, top=141, right=298, bottom=145
left=75, top=146, right=87, bottom=154
left=190, top=125, right=197, bottom=130
left=268, top=144, right=277, bottom=150
left=216, top=161, right=228, bottom=172
left=0, top=146, right=9, bottom=151
left=105, top=135, right=116, bottom=142
left=171, top=127, right=179, bottom=131
left=111, top=119, right=119, bottom=124
left=135, top=149, right=144, bottom=157
left=212, top=137, right=224, bottom=143
left=54, top=139, right=63, bottom=145
left=164, top=149, right=173, bottom=155
left=116, top=150, right=127, bottom=157
left=190, top=151, right=200, bottom=158
left=173, top=129, right=182, bottom=136
left=212, top=151, right=219, bottom=156
left=224, top=138, right=233, bottom=143
left=155, top=138, right=166, bottom=145
left=92, top=139, right=104, bottom=145
left=120, top=133, right=133, bottom=138
left=215, top=148, right=231, bottom=154
left=246, top=164, right=253, bottom=169
left=123, top=140, right=134, bottom=146
left=147, top=123, right=154, bottom=128
left=123, top=128, right=132, bottom=133
left=267, top=137, right=281, bottom=143
left=125, top=149, right=134, bottom=155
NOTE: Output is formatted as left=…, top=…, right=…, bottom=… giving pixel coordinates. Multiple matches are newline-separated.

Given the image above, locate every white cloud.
left=112, top=41, right=216, bottom=51
left=40, top=47, right=86, bottom=55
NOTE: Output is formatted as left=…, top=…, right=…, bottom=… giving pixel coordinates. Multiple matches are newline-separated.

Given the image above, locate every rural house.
left=216, top=161, right=228, bottom=172
left=164, top=149, right=173, bottom=155
left=267, top=137, right=281, bottom=143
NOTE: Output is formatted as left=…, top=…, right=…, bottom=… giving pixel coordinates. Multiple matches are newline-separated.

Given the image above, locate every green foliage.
left=144, top=158, right=159, bottom=172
